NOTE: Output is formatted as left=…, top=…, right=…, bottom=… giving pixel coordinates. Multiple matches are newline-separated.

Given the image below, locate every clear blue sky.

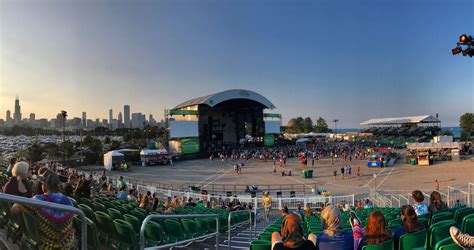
left=1, top=0, right=472, bottom=128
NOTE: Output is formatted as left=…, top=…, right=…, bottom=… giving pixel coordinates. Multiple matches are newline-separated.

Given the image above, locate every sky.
left=0, top=0, right=473, bottom=128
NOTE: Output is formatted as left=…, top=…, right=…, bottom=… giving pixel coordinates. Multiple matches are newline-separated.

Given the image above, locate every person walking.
left=357, top=166, right=361, bottom=177
left=262, top=192, right=272, bottom=222
left=434, top=179, right=440, bottom=191
left=273, top=162, right=277, bottom=175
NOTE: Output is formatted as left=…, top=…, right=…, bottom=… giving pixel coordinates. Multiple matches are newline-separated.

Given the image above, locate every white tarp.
left=169, top=120, right=199, bottom=138
left=265, top=120, right=281, bottom=134
left=296, top=138, right=310, bottom=143
left=140, top=148, right=168, bottom=155
left=103, top=150, right=124, bottom=171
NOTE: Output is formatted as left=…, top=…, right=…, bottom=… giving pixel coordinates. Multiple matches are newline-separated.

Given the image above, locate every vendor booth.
left=140, top=148, right=171, bottom=166
left=103, top=150, right=124, bottom=171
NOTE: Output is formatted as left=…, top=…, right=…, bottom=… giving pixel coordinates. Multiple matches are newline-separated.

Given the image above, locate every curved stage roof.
left=174, top=89, right=276, bottom=110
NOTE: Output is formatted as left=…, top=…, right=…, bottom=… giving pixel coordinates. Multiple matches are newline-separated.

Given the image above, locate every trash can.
left=308, top=170, right=313, bottom=178
left=410, top=159, right=416, bottom=165
left=301, top=170, right=306, bottom=178
left=383, top=161, right=387, bottom=167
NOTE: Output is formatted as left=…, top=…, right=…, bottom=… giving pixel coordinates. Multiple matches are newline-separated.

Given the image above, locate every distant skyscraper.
left=29, top=113, right=35, bottom=126
left=109, top=109, right=113, bottom=128
left=5, top=110, right=11, bottom=126
left=124, top=105, right=130, bottom=128
left=82, top=112, right=87, bottom=128
left=131, top=112, right=144, bottom=129
left=13, top=97, right=21, bottom=125
left=118, top=112, right=123, bottom=128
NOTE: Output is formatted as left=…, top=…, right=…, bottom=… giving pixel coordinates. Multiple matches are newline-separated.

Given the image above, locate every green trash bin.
left=308, top=170, right=313, bottom=178
left=410, top=159, right=416, bottom=165
left=301, top=170, right=307, bottom=178
left=383, top=161, right=387, bottom=167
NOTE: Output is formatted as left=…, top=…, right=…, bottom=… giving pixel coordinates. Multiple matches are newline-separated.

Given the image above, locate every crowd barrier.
left=447, top=186, right=469, bottom=208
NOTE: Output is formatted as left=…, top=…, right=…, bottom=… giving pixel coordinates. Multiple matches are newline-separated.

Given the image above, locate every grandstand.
left=360, top=115, right=442, bottom=144
left=1, top=161, right=474, bottom=249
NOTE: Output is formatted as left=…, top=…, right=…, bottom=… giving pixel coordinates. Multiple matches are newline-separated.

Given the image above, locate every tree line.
left=281, top=117, right=332, bottom=134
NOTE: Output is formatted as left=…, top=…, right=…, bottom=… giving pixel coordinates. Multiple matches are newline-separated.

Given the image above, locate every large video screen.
left=170, top=120, right=199, bottom=138
left=265, top=120, right=281, bottom=134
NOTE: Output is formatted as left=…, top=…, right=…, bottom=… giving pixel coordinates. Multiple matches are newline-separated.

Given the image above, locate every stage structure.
left=166, top=89, right=281, bottom=154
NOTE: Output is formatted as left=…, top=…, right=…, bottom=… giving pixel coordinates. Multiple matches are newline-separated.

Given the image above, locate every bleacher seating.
left=250, top=206, right=473, bottom=250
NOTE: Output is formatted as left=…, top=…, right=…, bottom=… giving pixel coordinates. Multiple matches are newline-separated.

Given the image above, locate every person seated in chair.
left=271, top=214, right=317, bottom=250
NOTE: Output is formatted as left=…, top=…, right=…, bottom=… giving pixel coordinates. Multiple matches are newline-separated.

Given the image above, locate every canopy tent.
left=296, top=138, right=310, bottom=144
left=360, top=115, right=440, bottom=126
left=140, top=148, right=169, bottom=156
left=103, top=150, right=124, bottom=171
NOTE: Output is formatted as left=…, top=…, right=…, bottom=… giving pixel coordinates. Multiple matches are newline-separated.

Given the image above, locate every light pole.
left=333, top=119, right=339, bottom=141
left=373, top=173, right=377, bottom=194
left=61, top=110, right=68, bottom=167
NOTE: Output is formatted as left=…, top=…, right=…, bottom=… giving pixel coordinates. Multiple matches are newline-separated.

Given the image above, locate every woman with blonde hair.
left=315, top=204, right=353, bottom=249
left=2, top=161, right=32, bottom=198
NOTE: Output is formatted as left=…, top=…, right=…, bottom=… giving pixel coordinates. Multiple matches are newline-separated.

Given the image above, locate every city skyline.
left=2, top=97, right=161, bottom=130
left=1, top=0, right=473, bottom=128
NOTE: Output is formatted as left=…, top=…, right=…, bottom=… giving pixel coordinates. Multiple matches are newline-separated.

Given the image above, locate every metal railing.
left=447, top=186, right=469, bottom=208
left=228, top=210, right=254, bottom=249
left=468, top=183, right=473, bottom=208
left=0, top=193, right=87, bottom=250
left=139, top=213, right=219, bottom=250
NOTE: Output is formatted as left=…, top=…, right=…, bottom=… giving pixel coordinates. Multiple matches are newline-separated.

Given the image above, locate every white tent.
left=103, top=150, right=124, bottom=171
left=296, top=138, right=310, bottom=144
left=140, top=148, right=168, bottom=155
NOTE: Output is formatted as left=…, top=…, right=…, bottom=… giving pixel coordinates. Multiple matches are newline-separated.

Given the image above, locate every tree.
left=27, top=143, right=44, bottom=162
left=44, top=142, right=59, bottom=160
left=104, top=136, right=111, bottom=145
left=61, top=141, right=75, bottom=160
left=460, top=113, right=474, bottom=141
left=302, top=117, right=314, bottom=133
left=314, top=117, right=331, bottom=133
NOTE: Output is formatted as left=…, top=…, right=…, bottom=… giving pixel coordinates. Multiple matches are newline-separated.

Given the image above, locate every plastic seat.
left=78, top=204, right=95, bottom=223
left=398, top=229, right=426, bottom=250
left=131, top=209, right=146, bottom=222
left=434, top=237, right=462, bottom=250
left=164, top=219, right=186, bottom=242
left=85, top=217, right=100, bottom=249
left=113, top=219, right=137, bottom=250
left=454, top=208, right=474, bottom=226
left=80, top=197, right=94, bottom=208
left=250, top=240, right=271, bottom=250
left=123, top=214, right=140, bottom=238
left=21, top=210, right=40, bottom=249
left=427, top=220, right=456, bottom=250
left=107, top=208, right=123, bottom=221
left=362, top=240, right=394, bottom=250
left=93, top=202, right=107, bottom=213
left=145, top=221, right=166, bottom=247
left=181, top=218, right=200, bottom=238
left=431, top=212, right=453, bottom=226
left=460, top=214, right=474, bottom=235
left=94, top=211, right=116, bottom=247
left=195, top=218, right=211, bottom=234
left=67, top=197, right=78, bottom=208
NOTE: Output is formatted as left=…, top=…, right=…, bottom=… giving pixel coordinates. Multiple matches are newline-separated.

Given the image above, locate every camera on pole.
left=452, top=34, right=473, bottom=57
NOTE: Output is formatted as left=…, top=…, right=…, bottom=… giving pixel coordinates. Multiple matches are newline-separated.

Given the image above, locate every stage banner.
left=181, top=137, right=200, bottom=154
left=264, top=134, right=275, bottom=146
